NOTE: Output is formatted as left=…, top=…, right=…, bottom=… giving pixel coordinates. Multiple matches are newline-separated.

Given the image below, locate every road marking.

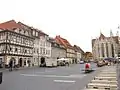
left=35, top=70, right=55, bottom=74
left=36, top=72, right=45, bottom=73
left=20, top=74, right=85, bottom=78
left=54, top=80, right=76, bottom=83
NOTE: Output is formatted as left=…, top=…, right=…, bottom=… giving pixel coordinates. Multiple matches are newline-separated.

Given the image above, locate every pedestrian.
left=9, top=59, right=13, bottom=71
left=85, top=61, right=91, bottom=70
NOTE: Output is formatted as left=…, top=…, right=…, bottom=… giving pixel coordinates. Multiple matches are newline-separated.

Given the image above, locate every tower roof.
left=99, top=33, right=106, bottom=40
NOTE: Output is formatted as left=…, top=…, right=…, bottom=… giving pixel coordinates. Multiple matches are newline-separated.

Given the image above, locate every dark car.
left=97, top=61, right=104, bottom=67
left=0, top=72, right=2, bottom=84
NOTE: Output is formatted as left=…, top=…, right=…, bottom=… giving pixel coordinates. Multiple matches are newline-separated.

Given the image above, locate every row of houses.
left=0, top=20, right=84, bottom=68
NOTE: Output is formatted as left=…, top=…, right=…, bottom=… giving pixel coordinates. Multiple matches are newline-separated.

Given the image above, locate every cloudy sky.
left=0, top=0, right=120, bottom=52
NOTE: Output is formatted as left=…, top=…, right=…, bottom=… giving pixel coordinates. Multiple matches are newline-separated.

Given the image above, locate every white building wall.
left=104, top=43, right=107, bottom=58
left=38, top=36, right=52, bottom=65
left=33, top=38, right=40, bottom=66
left=92, top=37, right=118, bottom=60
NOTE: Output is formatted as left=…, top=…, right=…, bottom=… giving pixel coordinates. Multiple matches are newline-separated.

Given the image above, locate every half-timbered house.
left=0, top=20, right=34, bottom=67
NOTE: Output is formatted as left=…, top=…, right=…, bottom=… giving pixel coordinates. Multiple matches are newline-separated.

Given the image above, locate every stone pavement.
left=83, top=65, right=118, bottom=90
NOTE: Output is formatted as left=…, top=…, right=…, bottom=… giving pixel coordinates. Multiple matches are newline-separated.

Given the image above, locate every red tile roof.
left=55, top=35, right=73, bottom=49
left=0, top=20, right=21, bottom=30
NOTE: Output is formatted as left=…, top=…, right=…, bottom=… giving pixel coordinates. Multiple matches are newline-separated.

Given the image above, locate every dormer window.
left=24, top=31, right=26, bottom=34
left=13, top=28, right=17, bottom=30
left=19, top=29, right=21, bottom=33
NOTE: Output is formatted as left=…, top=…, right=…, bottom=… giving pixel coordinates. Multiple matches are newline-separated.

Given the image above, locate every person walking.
left=9, top=59, right=13, bottom=71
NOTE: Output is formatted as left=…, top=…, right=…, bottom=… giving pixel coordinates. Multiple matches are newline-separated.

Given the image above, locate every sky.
left=0, top=0, right=120, bottom=52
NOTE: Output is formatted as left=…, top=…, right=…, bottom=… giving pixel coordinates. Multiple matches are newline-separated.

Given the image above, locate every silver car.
left=80, top=61, right=84, bottom=64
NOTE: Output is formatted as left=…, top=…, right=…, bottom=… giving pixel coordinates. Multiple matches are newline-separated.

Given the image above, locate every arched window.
left=106, top=43, right=109, bottom=57
left=101, top=43, right=104, bottom=57
left=111, top=44, right=114, bottom=57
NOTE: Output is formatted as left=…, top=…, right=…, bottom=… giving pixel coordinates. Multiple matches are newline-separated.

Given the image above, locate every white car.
left=80, top=61, right=84, bottom=64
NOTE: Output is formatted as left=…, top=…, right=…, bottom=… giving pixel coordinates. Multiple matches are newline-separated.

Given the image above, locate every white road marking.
left=20, top=74, right=86, bottom=78
left=35, top=72, right=44, bottom=73
left=54, top=80, right=76, bottom=83
left=35, top=70, right=55, bottom=74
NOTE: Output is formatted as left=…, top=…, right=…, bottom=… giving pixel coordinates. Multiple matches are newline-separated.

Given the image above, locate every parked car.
left=57, top=58, right=69, bottom=66
left=97, top=61, right=104, bottom=67
left=79, top=61, right=84, bottom=64
left=0, top=72, right=2, bottom=84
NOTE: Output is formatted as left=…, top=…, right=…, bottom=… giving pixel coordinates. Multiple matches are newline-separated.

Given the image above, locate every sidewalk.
left=0, top=66, right=39, bottom=72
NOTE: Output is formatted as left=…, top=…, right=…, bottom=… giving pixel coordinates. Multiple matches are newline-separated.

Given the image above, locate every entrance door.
left=19, top=58, right=22, bottom=67
left=40, top=57, right=46, bottom=67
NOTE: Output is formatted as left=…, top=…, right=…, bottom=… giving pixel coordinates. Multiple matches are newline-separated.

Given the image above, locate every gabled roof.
left=55, top=35, right=73, bottom=49
left=18, top=22, right=32, bottom=30
left=0, top=20, right=48, bottom=37
left=18, top=22, right=47, bottom=35
left=73, top=45, right=80, bottom=52
left=74, top=45, right=84, bottom=53
left=0, top=20, right=21, bottom=30
left=99, top=33, right=106, bottom=40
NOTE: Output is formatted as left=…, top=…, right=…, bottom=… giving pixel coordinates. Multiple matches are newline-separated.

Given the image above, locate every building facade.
left=73, top=45, right=84, bottom=63
left=55, top=35, right=76, bottom=64
left=0, top=30, right=34, bottom=67
left=0, top=20, right=34, bottom=67
left=92, top=32, right=119, bottom=61
left=18, top=22, right=51, bottom=66
left=50, top=37, right=66, bottom=59
left=39, top=34, right=51, bottom=66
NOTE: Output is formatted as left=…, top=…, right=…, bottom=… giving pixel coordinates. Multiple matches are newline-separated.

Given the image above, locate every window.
left=43, top=48, right=45, bottom=54
left=101, top=43, right=104, bottom=57
left=47, top=50, right=50, bottom=55
left=37, top=48, right=39, bottom=53
left=25, top=49, right=27, bottom=53
left=19, top=29, right=21, bottom=33
left=13, top=35, right=16, bottom=42
left=33, top=30, right=35, bottom=36
left=106, top=43, right=109, bottom=57
left=15, top=48, right=18, bottom=52
left=40, top=48, right=42, bottom=54
left=111, top=44, right=114, bottom=57
left=36, top=32, right=38, bottom=36
left=34, top=48, right=35, bottom=53
left=10, top=47, right=12, bottom=51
